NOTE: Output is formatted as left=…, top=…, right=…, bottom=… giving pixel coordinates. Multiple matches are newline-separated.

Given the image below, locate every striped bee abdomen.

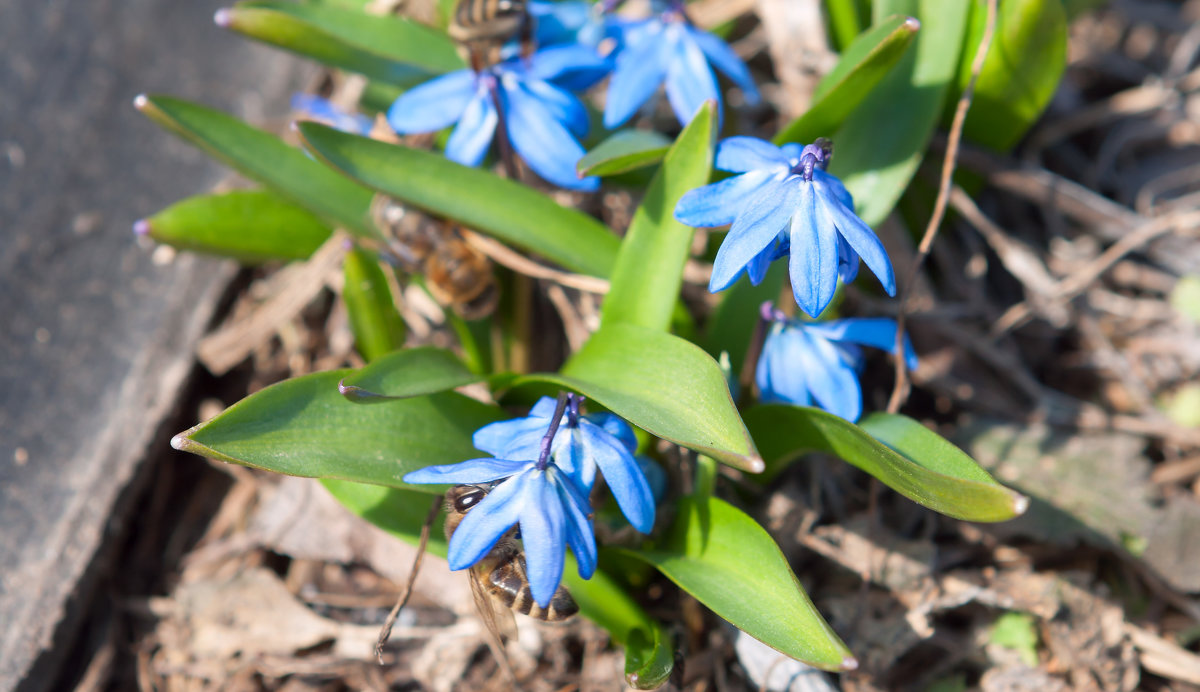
left=488, top=560, right=579, bottom=622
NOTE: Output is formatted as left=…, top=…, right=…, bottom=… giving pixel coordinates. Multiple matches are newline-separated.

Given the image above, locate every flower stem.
left=536, top=391, right=571, bottom=470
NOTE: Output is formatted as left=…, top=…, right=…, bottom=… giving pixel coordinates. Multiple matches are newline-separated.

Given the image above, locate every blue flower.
left=387, top=45, right=604, bottom=191
left=602, top=0, right=760, bottom=128
left=473, top=395, right=655, bottom=533
left=530, top=0, right=611, bottom=49
left=291, top=94, right=374, bottom=135
left=755, top=307, right=918, bottom=422
left=675, top=136, right=896, bottom=318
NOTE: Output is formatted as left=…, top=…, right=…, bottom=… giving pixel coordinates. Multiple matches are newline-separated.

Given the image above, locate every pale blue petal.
left=795, top=329, right=862, bottom=421
left=715, top=136, right=789, bottom=173
left=689, top=27, right=760, bottom=104
left=635, top=455, right=668, bottom=503
left=814, top=169, right=853, bottom=210
left=526, top=43, right=610, bottom=83
left=444, top=93, right=498, bottom=166
left=551, top=426, right=593, bottom=488
left=520, top=79, right=590, bottom=138
left=528, top=396, right=560, bottom=417
left=587, top=430, right=655, bottom=533
left=819, top=183, right=896, bottom=295
left=403, top=457, right=530, bottom=485
left=551, top=468, right=597, bottom=579
left=787, top=183, right=840, bottom=317
left=837, top=234, right=861, bottom=283
left=780, top=143, right=804, bottom=161
left=603, top=28, right=670, bottom=128
left=505, top=83, right=598, bottom=191
left=709, top=179, right=796, bottom=292
left=745, top=239, right=779, bottom=285
left=387, top=70, right=477, bottom=133
left=804, top=318, right=919, bottom=371
left=446, top=471, right=529, bottom=569
left=473, top=416, right=548, bottom=456
left=518, top=472, right=566, bottom=606
left=755, top=326, right=810, bottom=405
left=664, top=35, right=719, bottom=125
left=585, top=413, right=637, bottom=453
left=674, top=169, right=771, bottom=228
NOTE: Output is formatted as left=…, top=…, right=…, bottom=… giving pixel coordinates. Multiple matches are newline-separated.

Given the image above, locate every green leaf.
left=339, top=346, right=479, bottom=400
left=297, top=123, right=619, bottom=277
left=321, top=478, right=449, bottom=555
left=743, top=405, right=1028, bottom=521
left=953, top=0, right=1066, bottom=152
left=564, top=556, right=675, bottom=688
left=222, top=1, right=463, bottom=85
left=1171, top=275, right=1200, bottom=323
left=139, top=189, right=331, bottom=263
left=577, top=130, right=673, bottom=177
left=989, top=612, right=1040, bottom=666
left=627, top=495, right=855, bottom=671
left=171, top=370, right=503, bottom=492
left=135, top=95, right=379, bottom=239
left=830, top=0, right=970, bottom=226
left=775, top=15, right=919, bottom=146
left=342, top=246, right=406, bottom=362
left=824, top=0, right=867, bottom=51
left=601, top=102, right=715, bottom=331
left=703, top=261, right=785, bottom=376
left=520, top=323, right=762, bottom=472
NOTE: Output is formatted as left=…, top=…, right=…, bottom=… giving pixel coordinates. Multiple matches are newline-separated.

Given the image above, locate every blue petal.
left=446, top=471, right=530, bottom=569
left=403, top=457, right=530, bottom=485
left=387, top=70, right=477, bottom=133
left=585, top=413, right=637, bottom=453
left=444, top=92, right=498, bottom=166
left=473, top=416, right=548, bottom=456
left=755, top=326, right=810, bottom=406
left=664, top=34, right=720, bottom=126
left=520, top=79, right=590, bottom=138
left=525, top=43, right=610, bottom=82
left=688, top=27, right=761, bottom=104
left=818, top=182, right=896, bottom=295
left=674, top=169, right=771, bottom=228
left=837, top=234, right=861, bottom=283
left=814, top=169, right=853, bottom=210
left=603, top=25, right=670, bottom=128
left=504, top=83, right=598, bottom=191
left=715, top=136, right=790, bottom=173
left=635, top=455, right=668, bottom=503
left=746, top=237, right=780, bottom=284
left=518, top=471, right=566, bottom=607
left=586, top=429, right=655, bottom=533
left=788, top=182, right=840, bottom=317
left=528, top=396, right=560, bottom=417
left=551, top=467, right=597, bottom=579
left=552, top=426, right=593, bottom=488
left=709, top=179, right=796, bottom=292
left=804, top=318, right=919, bottom=371
left=794, top=328, right=862, bottom=421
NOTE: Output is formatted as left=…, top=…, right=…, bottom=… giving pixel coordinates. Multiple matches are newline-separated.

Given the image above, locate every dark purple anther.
left=760, top=300, right=788, bottom=324
left=566, top=393, right=582, bottom=427
left=536, top=391, right=571, bottom=471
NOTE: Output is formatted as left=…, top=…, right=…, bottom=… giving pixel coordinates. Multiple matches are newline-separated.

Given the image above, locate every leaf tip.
left=170, top=432, right=193, bottom=452
left=902, top=16, right=920, bottom=33
left=840, top=656, right=859, bottom=671
left=1011, top=491, right=1030, bottom=517
left=132, top=219, right=151, bottom=237
left=213, top=8, right=233, bottom=28
left=744, top=454, right=765, bottom=474
left=132, top=93, right=149, bottom=111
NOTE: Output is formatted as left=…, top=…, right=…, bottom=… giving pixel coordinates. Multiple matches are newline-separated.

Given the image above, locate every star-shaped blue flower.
left=387, top=45, right=605, bottom=191
left=756, top=306, right=918, bottom=422
left=602, top=0, right=760, bottom=128
left=290, top=93, right=373, bottom=135
left=473, top=395, right=655, bottom=533
left=675, top=136, right=896, bottom=318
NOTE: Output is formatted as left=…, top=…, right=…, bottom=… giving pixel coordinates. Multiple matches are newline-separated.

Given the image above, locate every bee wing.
left=469, top=565, right=516, bottom=645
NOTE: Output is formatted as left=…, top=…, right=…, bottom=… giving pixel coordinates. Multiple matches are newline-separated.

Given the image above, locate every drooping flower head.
left=387, top=45, right=605, bottom=191
left=675, top=136, right=896, bottom=318
left=755, top=303, right=918, bottom=422
left=603, top=0, right=760, bottom=128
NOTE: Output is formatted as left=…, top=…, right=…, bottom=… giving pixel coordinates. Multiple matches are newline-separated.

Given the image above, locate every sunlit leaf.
left=339, top=346, right=478, bottom=400
left=577, top=130, right=672, bottom=177
left=342, top=246, right=406, bottom=362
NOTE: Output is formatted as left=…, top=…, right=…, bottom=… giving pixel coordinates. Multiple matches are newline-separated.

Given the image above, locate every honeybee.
left=370, top=194, right=498, bottom=320
left=447, top=0, right=530, bottom=69
left=445, top=484, right=579, bottom=628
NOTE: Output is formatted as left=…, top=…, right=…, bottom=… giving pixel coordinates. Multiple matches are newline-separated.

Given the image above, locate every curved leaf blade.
left=135, top=95, right=380, bottom=239
left=577, top=129, right=672, bottom=177
left=321, top=478, right=450, bottom=554
left=743, top=405, right=1027, bottom=522
left=339, top=346, right=479, bottom=400
left=343, top=246, right=407, bottom=362
left=297, top=123, right=619, bottom=277
left=628, top=496, right=855, bottom=671
left=171, top=370, right=503, bottom=492
left=139, top=189, right=332, bottom=263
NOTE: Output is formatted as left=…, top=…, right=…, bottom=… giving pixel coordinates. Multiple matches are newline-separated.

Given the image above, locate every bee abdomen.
left=488, top=561, right=579, bottom=622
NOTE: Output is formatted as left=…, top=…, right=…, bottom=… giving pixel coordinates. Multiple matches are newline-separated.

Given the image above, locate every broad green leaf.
left=222, top=1, right=463, bottom=86
left=172, top=370, right=503, bottom=492
left=136, top=95, right=379, bottom=239
left=297, top=123, right=620, bottom=277
left=139, top=189, right=331, bottom=263
left=602, top=102, right=715, bottom=331
left=564, top=556, right=675, bottom=688
left=628, top=496, right=855, bottom=671
left=339, top=346, right=479, bottom=400
left=577, top=130, right=672, bottom=177
left=775, top=15, right=919, bottom=146
left=824, top=0, right=867, bottom=51
left=703, top=261, right=785, bottom=376
left=831, top=0, right=969, bottom=226
left=743, top=405, right=1027, bottom=521
left=520, top=323, right=762, bottom=471
left=321, top=478, right=449, bottom=554
left=343, top=246, right=406, bottom=362
left=953, top=0, right=1067, bottom=152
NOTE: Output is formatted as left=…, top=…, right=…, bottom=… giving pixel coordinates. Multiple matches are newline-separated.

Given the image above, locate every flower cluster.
left=403, top=393, right=655, bottom=607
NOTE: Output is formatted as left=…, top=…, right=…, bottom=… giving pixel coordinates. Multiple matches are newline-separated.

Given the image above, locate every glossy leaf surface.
left=297, top=123, right=619, bottom=277
left=136, top=95, right=379, bottom=238
left=744, top=405, right=1027, bottom=521
left=577, top=130, right=672, bottom=177
left=141, top=189, right=331, bottom=263
left=602, top=102, right=715, bottom=331
left=321, top=479, right=449, bottom=554
left=342, top=246, right=406, bottom=362
left=629, top=496, right=855, bottom=671
left=339, top=346, right=478, bottom=401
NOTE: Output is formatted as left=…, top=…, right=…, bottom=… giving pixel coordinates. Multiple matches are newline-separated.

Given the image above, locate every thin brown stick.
left=887, top=0, right=997, bottom=414
left=374, top=493, right=443, bottom=662
left=463, top=231, right=611, bottom=294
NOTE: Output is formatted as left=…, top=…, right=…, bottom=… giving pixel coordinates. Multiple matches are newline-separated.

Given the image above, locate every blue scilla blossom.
left=756, top=305, right=919, bottom=422
left=386, top=45, right=604, bottom=191
left=675, top=136, right=896, bottom=318
left=290, top=93, right=373, bottom=135
left=473, top=395, right=655, bottom=533
left=603, top=0, right=760, bottom=128
left=530, top=0, right=611, bottom=49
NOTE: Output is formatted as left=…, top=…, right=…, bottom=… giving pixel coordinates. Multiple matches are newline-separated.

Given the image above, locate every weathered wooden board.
left=0, top=1, right=310, bottom=688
